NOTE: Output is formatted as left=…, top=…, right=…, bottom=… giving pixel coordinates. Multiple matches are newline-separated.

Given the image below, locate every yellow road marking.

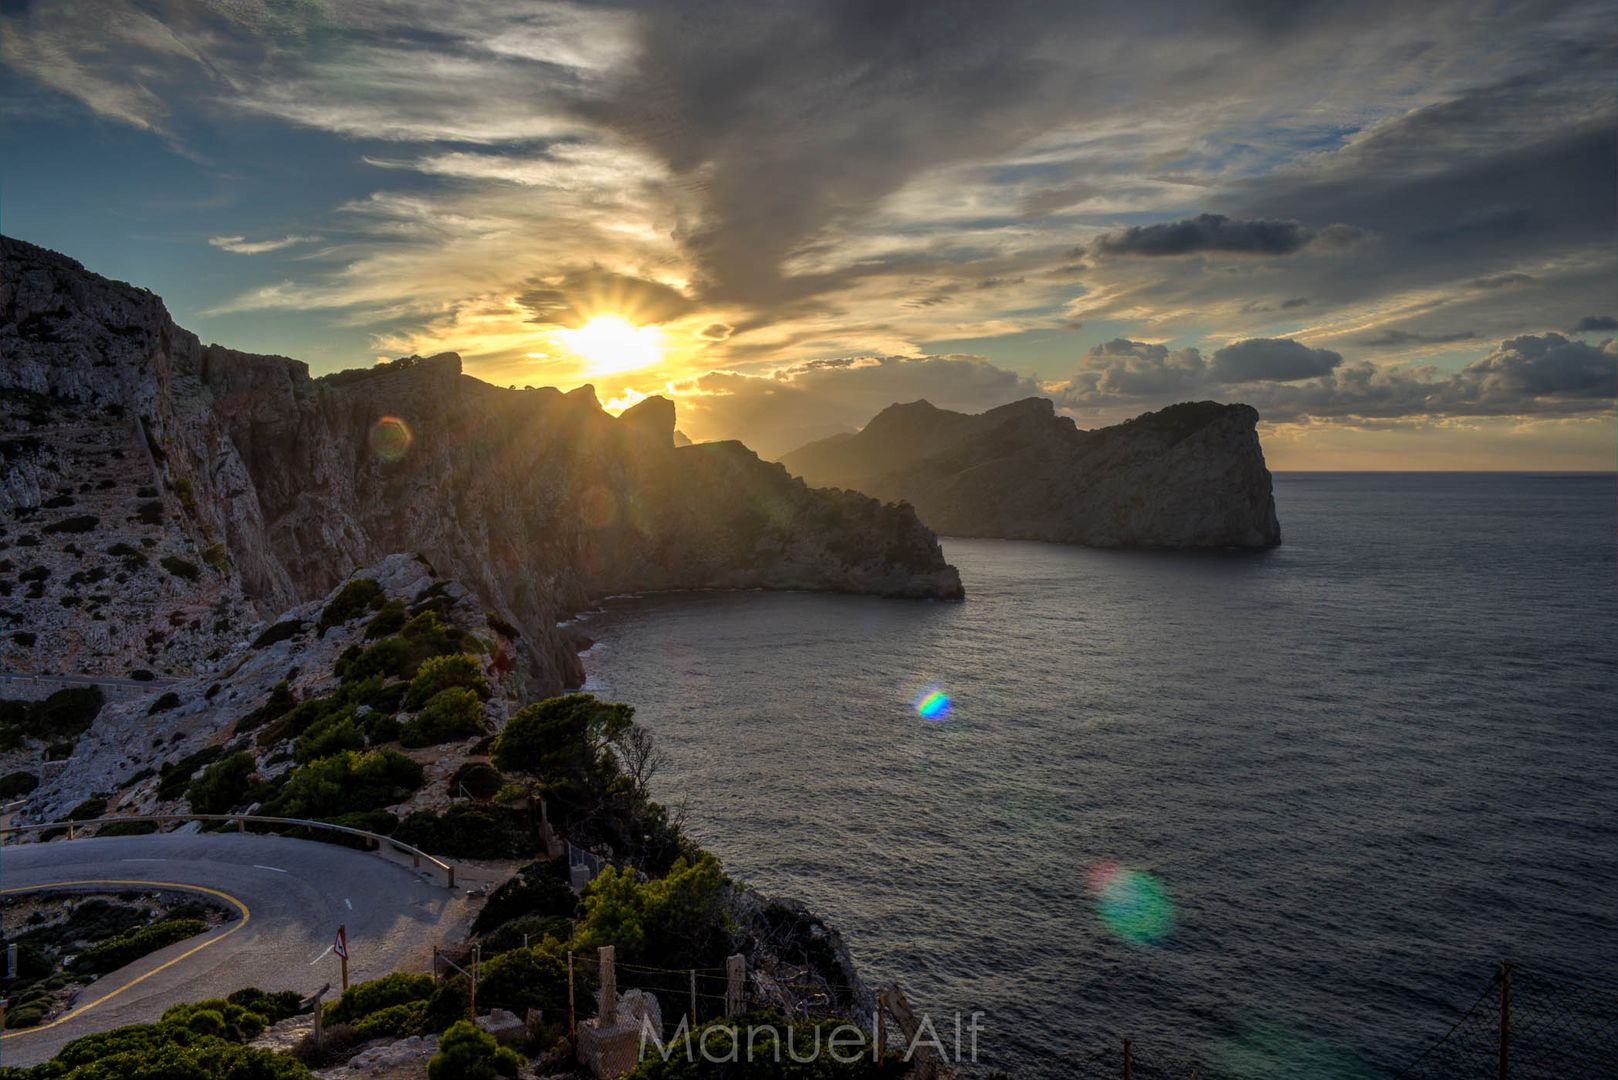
left=1, top=879, right=251, bottom=1039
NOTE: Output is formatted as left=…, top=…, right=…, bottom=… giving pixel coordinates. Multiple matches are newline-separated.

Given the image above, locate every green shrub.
left=401, top=687, right=485, bottom=748
left=353, top=999, right=429, bottom=1039
left=70, top=918, right=208, bottom=975
left=406, top=653, right=489, bottom=710
left=473, top=860, right=578, bottom=936
left=234, top=681, right=297, bottom=734
left=66, top=795, right=108, bottom=820
left=187, top=751, right=256, bottom=814
left=393, top=804, right=536, bottom=860
left=157, top=744, right=226, bottom=801
left=324, top=972, right=435, bottom=1025
left=227, top=987, right=304, bottom=1024
left=573, top=854, right=729, bottom=969
left=475, top=943, right=568, bottom=1018
left=147, top=691, right=182, bottom=715
left=42, top=514, right=100, bottom=534
left=362, top=711, right=404, bottom=746
left=451, top=761, right=503, bottom=801
left=318, top=578, right=386, bottom=634
left=365, top=599, right=408, bottom=639
left=259, top=749, right=423, bottom=820
left=293, top=710, right=365, bottom=763
left=252, top=620, right=306, bottom=649
left=161, top=998, right=273, bottom=1042
left=0, top=770, right=39, bottom=797
left=160, top=555, right=201, bottom=581
left=485, top=612, right=520, bottom=639
left=429, top=1019, right=523, bottom=1080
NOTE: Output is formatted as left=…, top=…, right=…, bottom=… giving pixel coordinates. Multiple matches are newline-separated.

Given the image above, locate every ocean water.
left=580, top=473, right=1618, bottom=1078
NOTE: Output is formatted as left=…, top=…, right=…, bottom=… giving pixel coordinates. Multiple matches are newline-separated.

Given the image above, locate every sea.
left=580, top=472, right=1618, bottom=1078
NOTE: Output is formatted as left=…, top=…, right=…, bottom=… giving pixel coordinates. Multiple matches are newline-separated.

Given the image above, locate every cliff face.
left=779, top=397, right=1282, bottom=548
left=0, top=236, right=961, bottom=693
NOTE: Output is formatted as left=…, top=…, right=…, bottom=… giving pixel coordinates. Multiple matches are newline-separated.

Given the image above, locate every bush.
left=42, top=514, right=100, bottom=534
left=493, top=694, right=631, bottom=782
left=147, top=691, right=182, bottom=715
left=353, top=999, right=429, bottom=1039
left=160, top=555, right=200, bottom=581
left=428, top=1020, right=522, bottom=1080
left=0, top=770, right=39, bottom=797
left=66, top=795, right=108, bottom=820
left=324, top=972, right=435, bottom=1025
left=317, top=578, right=386, bottom=634
left=401, top=687, right=485, bottom=748
left=157, top=744, right=226, bottom=801
left=293, top=710, right=365, bottom=763
left=573, top=854, right=729, bottom=969
left=365, top=599, right=408, bottom=639
left=187, top=751, right=257, bottom=814
left=252, top=620, right=306, bottom=649
left=406, top=654, right=490, bottom=710
left=451, top=761, right=504, bottom=801
left=473, top=860, right=577, bottom=936
left=259, top=749, right=423, bottom=820
left=234, top=681, right=297, bottom=734
left=475, top=944, right=568, bottom=1018
left=70, top=918, right=208, bottom=974
left=393, top=804, right=536, bottom=860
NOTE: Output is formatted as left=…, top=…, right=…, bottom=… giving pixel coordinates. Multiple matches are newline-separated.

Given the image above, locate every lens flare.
left=1086, top=861, right=1174, bottom=944
left=914, top=686, right=951, bottom=721
left=368, top=416, right=413, bottom=462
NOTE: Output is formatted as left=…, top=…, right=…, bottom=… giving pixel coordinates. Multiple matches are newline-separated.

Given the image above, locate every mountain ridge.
left=779, top=396, right=1282, bottom=548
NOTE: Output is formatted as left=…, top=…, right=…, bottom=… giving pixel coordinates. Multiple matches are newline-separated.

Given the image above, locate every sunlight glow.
left=557, top=315, right=662, bottom=375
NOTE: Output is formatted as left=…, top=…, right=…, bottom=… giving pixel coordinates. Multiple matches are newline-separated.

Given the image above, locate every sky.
left=1, top=0, right=1613, bottom=468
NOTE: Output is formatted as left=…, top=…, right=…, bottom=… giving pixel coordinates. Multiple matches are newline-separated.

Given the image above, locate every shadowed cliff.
left=0, top=236, right=961, bottom=694
left=780, top=396, right=1282, bottom=548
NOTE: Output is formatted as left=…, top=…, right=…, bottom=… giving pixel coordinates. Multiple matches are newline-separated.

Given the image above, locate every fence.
left=1056, top=963, right=1615, bottom=1079
left=0, top=812, right=458, bottom=887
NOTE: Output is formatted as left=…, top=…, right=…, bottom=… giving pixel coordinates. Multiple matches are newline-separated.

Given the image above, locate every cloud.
left=1570, top=315, right=1617, bottom=333
left=698, top=323, right=733, bottom=341
left=1467, top=273, right=1537, bottom=290
left=1359, top=328, right=1476, bottom=347
left=515, top=268, right=693, bottom=328
left=1091, top=213, right=1362, bottom=257
left=668, top=353, right=1043, bottom=459
left=207, top=234, right=320, bottom=255
left=1051, top=332, right=1615, bottom=425
left=1209, top=338, right=1344, bottom=382
left=1068, top=338, right=1207, bottom=397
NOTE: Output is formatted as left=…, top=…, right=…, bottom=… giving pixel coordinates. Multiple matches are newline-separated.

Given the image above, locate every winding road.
left=0, top=832, right=482, bottom=1067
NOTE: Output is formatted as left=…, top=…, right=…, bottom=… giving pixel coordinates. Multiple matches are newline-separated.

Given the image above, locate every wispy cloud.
left=208, top=234, right=321, bottom=255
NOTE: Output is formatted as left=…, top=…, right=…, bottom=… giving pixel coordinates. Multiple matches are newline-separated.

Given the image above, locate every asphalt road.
left=0, top=832, right=480, bottom=1067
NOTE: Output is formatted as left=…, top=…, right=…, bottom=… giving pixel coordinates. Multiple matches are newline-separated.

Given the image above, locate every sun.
left=557, top=315, right=662, bottom=375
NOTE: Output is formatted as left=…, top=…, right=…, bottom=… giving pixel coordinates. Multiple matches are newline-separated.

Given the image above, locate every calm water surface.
left=581, top=473, right=1618, bottom=1077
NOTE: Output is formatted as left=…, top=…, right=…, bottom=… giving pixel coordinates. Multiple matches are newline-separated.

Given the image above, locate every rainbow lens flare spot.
left=1086, top=861, right=1174, bottom=945
left=914, top=687, right=951, bottom=720
left=369, top=416, right=413, bottom=462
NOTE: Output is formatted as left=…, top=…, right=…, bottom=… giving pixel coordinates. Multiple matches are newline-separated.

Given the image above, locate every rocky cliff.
left=0, top=236, right=961, bottom=694
left=779, top=397, right=1282, bottom=548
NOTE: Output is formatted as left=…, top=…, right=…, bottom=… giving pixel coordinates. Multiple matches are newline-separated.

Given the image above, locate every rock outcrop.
left=779, top=396, right=1282, bottom=548
left=0, top=236, right=962, bottom=694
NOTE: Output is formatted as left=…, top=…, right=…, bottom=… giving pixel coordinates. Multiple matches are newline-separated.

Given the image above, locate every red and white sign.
left=333, top=925, right=348, bottom=960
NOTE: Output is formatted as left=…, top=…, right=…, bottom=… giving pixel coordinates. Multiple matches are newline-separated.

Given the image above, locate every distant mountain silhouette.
left=779, top=397, right=1281, bottom=548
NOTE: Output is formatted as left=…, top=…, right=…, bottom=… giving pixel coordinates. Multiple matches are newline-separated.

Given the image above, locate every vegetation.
left=0, top=988, right=310, bottom=1077
left=573, top=854, right=729, bottom=970
left=392, top=804, right=533, bottom=860
left=146, top=691, right=181, bottom=715
left=317, top=577, right=386, bottom=634
left=69, top=918, right=208, bottom=975
left=159, top=555, right=200, bottom=581
left=0, top=686, right=105, bottom=751
left=251, top=620, right=306, bottom=649
left=324, top=972, right=434, bottom=1026
left=258, top=749, right=423, bottom=820
left=400, top=686, right=485, bottom=748
left=428, top=1020, right=523, bottom=1080
left=406, top=653, right=489, bottom=709
left=0, top=770, right=39, bottom=797
left=41, top=515, right=99, bottom=535
left=186, top=751, right=257, bottom=814
left=450, top=761, right=503, bottom=801
left=157, top=744, right=227, bottom=801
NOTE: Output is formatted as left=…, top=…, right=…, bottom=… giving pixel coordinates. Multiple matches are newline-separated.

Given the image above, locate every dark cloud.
left=1570, top=315, right=1617, bottom=332
left=1068, top=338, right=1207, bottom=396
left=1091, top=213, right=1352, bottom=257
left=1280, top=296, right=1310, bottom=309
left=1359, top=328, right=1477, bottom=348
left=1209, top=338, right=1343, bottom=382
left=1052, top=332, right=1615, bottom=424
left=516, top=269, right=693, bottom=327
left=698, top=322, right=734, bottom=341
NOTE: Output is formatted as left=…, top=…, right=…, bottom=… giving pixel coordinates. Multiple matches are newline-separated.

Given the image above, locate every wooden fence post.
left=599, top=945, right=617, bottom=1025
left=689, top=969, right=698, bottom=1025
left=567, top=950, right=576, bottom=1039
left=725, top=954, right=745, bottom=1017
left=1498, top=961, right=1513, bottom=1080
left=1123, top=1037, right=1133, bottom=1080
